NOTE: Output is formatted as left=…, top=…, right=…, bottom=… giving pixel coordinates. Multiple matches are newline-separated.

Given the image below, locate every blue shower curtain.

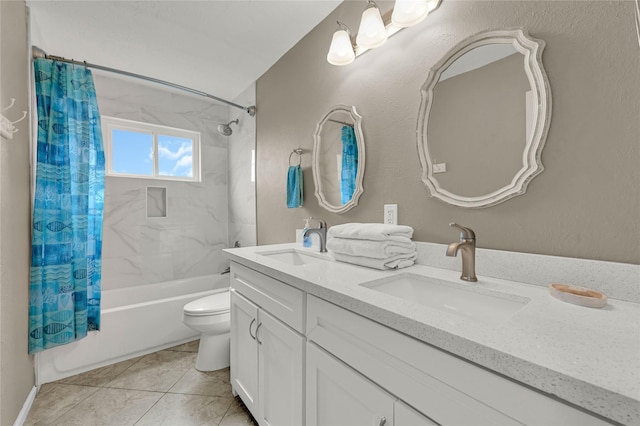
left=29, top=58, right=105, bottom=353
left=340, top=125, right=358, bottom=205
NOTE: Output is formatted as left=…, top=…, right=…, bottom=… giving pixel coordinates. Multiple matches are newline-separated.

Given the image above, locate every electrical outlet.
left=384, top=204, right=398, bottom=225
left=433, top=162, right=447, bottom=173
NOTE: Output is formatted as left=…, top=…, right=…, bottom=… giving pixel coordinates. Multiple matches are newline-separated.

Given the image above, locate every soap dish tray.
left=548, top=283, right=607, bottom=308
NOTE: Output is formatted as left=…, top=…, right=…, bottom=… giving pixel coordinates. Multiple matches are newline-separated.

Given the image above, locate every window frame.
left=102, top=116, right=201, bottom=182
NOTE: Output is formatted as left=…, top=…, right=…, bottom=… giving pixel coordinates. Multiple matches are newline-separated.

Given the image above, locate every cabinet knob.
left=378, top=416, right=386, bottom=426
left=255, top=322, right=263, bottom=345
left=249, top=318, right=257, bottom=340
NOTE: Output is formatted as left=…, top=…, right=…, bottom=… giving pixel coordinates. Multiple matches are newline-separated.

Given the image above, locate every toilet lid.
left=183, top=291, right=230, bottom=316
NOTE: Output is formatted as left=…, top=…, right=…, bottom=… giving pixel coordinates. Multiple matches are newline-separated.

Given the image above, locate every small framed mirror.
left=312, top=105, right=365, bottom=214
left=417, top=28, right=551, bottom=208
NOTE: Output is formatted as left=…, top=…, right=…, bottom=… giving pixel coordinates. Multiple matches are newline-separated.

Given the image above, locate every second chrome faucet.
left=446, top=223, right=477, bottom=282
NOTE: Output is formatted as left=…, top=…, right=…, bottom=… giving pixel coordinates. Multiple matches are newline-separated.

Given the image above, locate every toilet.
left=182, top=290, right=231, bottom=371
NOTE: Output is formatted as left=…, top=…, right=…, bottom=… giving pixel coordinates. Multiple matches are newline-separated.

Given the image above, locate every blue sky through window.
left=158, top=135, right=193, bottom=177
left=105, top=117, right=200, bottom=180
left=111, top=129, right=153, bottom=175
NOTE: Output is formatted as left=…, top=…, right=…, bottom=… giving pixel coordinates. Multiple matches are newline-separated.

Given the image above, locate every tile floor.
left=25, top=340, right=257, bottom=426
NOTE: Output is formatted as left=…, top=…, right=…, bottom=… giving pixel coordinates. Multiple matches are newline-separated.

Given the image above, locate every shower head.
left=217, top=119, right=239, bottom=136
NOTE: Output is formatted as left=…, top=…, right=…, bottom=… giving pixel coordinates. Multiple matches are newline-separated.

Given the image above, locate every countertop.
left=224, top=243, right=640, bottom=425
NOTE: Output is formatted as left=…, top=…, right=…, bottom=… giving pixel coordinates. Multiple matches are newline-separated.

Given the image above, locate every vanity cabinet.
left=307, top=295, right=611, bottom=426
left=230, top=263, right=304, bottom=426
left=229, top=261, right=614, bottom=426
left=307, top=342, right=437, bottom=426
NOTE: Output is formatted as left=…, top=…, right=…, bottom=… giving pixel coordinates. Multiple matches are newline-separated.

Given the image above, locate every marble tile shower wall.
left=94, top=74, right=231, bottom=290
left=228, top=83, right=257, bottom=248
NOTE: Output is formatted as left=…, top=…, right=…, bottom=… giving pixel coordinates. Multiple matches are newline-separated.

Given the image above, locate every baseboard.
left=13, top=386, right=37, bottom=426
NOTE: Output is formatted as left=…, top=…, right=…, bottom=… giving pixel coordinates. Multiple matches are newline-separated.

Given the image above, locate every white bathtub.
left=35, top=274, right=228, bottom=385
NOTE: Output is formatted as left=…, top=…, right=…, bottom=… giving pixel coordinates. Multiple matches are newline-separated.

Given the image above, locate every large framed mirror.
left=312, top=105, right=365, bottom=214
left=417, top=28, right=551, bottom=208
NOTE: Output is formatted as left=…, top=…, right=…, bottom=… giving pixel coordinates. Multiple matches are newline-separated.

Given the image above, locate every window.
left=102, top=116, right=201, bottom=181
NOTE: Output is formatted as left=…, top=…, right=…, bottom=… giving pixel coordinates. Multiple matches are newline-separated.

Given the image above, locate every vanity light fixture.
left=327, top=21, right=356, bottom=66
left=356, top=0, right=388, bottom=49
left=327, top=0, right=442, bottom=66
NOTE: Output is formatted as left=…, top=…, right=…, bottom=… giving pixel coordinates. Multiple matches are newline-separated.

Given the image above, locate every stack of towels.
left=326, top=223, right=417, bottom=270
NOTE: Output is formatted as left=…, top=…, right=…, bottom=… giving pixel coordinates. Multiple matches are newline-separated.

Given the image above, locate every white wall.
left=0, top=1, right=35, bottom=424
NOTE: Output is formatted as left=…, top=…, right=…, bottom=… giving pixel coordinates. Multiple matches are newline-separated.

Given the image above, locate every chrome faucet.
left=303, top=219, right=327, bottom=252
left=446, top=223, right=477, bottom=282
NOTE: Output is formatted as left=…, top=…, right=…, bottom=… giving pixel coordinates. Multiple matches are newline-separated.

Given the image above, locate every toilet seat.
left=183, top=291, right=230, bottom=316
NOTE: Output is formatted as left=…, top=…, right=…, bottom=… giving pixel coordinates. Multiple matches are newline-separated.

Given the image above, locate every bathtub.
left=35, top=274, right=228, bottom=385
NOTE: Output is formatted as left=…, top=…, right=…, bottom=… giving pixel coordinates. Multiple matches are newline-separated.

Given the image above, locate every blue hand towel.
left=287, top=165, right=303, bottom=208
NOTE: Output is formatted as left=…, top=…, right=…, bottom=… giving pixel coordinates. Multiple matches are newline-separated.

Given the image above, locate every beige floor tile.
left=167, top=339, right=199, bottom=353
left=51, top=388, right=162, bottom=426
left=105, top=350, right=196, bottom=392
left=135, top=393, right=234, bottom=426
left=219, top=397, right=258, bottom=426
left=57, top=356, right=143, bottom=387
left=169, top=367, right=232, bottom=397
left=24, top=383, right=99, bottom=425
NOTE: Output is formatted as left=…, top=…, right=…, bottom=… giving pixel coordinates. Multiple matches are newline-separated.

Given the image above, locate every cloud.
left=158, top=141, right=192, bottom=160
left=173, top=155, right=192, bottom=176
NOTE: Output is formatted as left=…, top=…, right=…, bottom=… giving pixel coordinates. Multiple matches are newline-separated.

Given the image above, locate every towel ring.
left=289, top=148, right=303, bottom=166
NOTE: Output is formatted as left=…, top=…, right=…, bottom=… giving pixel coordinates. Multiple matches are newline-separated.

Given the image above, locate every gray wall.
left=0, top=1, right=35, bottom=424
left=95, top=74, right=233, bottom=290
left=429, top=53, right=528, bottom=197
left=256, top=0, right=640, bottom=264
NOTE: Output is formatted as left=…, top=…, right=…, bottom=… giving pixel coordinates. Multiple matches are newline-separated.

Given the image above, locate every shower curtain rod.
left=32, top=46, right=257, bottom=117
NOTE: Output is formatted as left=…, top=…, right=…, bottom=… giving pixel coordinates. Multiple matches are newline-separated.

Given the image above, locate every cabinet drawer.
left=307, top=295, right=611, bottom=426
left=231, top=262, right=305, bottom=333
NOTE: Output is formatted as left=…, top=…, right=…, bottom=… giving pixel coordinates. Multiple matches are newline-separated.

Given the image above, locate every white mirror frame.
left=417, top=28, right=552, bottom=208
left=312, top=105, right=366, bottom=214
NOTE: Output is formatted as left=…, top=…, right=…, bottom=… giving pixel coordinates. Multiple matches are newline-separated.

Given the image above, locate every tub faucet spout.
left=303, top=219, right=327, bottom=252
left=446, top=223, right=477, bottom=282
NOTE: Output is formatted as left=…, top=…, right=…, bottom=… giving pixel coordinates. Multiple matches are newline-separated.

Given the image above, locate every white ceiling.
left=27, top=1, right=342, bottom=102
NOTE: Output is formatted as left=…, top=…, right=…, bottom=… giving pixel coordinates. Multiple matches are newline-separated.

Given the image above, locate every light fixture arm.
left=365, top=0, right=379, bottom=9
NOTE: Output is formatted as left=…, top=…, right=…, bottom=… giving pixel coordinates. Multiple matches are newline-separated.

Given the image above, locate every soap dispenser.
left=303, top=218, right=312, bottom=248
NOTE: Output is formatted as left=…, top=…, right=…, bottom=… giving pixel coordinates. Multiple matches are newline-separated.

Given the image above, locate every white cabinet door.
left=257, top=309, right=305, bottom=426
left=307, top=342, right=395, bottom=426
left=394, top=401, right=438, bottom=426
left=230, top=289, right=259, bottom=418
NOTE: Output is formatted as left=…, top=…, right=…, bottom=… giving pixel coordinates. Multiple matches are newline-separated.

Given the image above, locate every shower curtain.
left=28, top=58, right=105, bottom=353
left=340, top=125, right=358, bottom=205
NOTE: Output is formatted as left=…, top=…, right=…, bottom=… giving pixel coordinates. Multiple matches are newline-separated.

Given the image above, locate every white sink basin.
left=258, top=249, right=330, bottom=266
left=360, top=273, right=529, bottom=325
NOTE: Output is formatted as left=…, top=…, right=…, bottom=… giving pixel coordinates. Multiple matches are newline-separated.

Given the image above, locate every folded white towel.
left=328, top=223, right=414, bottom=242
left=327, top=236, right=416, bottom=259
left=332, top=252, right=417, bottom=270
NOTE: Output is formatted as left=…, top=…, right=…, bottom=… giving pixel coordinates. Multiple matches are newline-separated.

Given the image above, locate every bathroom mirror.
left=417, top=28, right=551, bottom=208
left=312, top=105, right=365, bottom=214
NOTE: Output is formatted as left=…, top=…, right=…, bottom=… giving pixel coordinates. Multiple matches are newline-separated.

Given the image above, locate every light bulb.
left=327, top=27, right=355, bottom=66
left=356, top=3, right=388, bottom=49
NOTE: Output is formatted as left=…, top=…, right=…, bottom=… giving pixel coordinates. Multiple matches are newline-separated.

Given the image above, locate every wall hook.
left=1, top=98, right=28, bottom=140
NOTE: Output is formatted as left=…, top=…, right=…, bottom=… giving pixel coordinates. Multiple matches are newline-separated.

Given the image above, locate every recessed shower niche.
left=146, top=186, right=167, bottom=218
